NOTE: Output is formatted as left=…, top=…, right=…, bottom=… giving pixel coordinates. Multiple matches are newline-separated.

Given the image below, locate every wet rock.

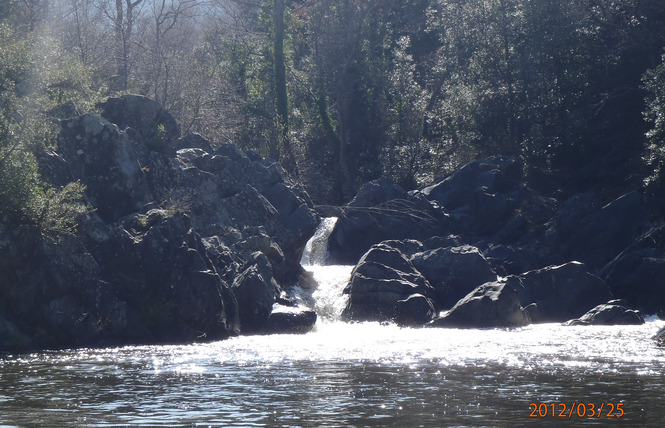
left=429, top=276, right=530, bottom=328
left=261, top=305, right=317, bottom=334
left=565, top=300, right=644, bottom=326
left=411, top=245, right=497, bottom=310
left=341, top=243, right=435, bottom=325
left=518, top=262, right=613, bottom=323
left=232, top=253, right=280, bottom=334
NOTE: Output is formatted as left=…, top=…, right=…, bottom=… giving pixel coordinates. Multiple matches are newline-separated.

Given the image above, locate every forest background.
left=3, top=0, right=665, bottom=232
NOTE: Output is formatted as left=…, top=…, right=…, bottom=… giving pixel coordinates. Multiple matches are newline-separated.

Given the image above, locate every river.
left=1, top=219, right=665, bottom=427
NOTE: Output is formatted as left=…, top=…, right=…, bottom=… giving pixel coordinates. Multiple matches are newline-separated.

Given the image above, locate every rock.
left=394, top=294, right=437, bottom=326
left=98, top=95, right=181, bottom=153
left=411, top=245, right=497, bottom=310
left=545, top=191, right=647, bottom=269
left=260, top=305, right=317, bottom=334
left=602, top=226, right=665, bottom=316
left=0, top=226, right=150, bottom=351
left=482, top=244, right=543, bottom=276
left=341, top=243, right=435, bottom=325
left=429, top=276, right=530, bottom=328
left=518, top=262, right=613, bottom=322
left=92, top=210, right=240, bottom=342
left=348, top=177, right=407, bottom=208
left=175, top=133, right=213, bottom=152
left=232, top=254, right=280, bottom=334
left=327, top=195, right=449, bottom=265
left=55, top=114, right=153, bottom=223
left=565, top=301, right=644, bottom=326
left=420, top=155, right=523, bottom=236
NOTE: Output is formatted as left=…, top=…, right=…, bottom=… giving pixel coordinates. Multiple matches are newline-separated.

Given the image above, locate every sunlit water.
left=2, top=220, right=665, bottom=426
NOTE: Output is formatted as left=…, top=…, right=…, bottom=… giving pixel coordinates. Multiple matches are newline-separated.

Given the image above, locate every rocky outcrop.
left=0, top=95, right=319, bottom=352
left=326, top=179, right=451, bottom=265
left=601, top=226, right=665, bottom=317
left=327, top=152, right=662, bottom=327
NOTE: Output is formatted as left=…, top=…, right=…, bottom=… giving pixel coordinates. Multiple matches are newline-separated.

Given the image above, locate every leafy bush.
left=1, top=23, right=89, bottom=233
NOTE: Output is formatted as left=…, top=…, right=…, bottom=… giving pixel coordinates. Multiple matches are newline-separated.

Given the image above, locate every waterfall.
left=300, top=217, right=338, bottom=266
left=298, top=217, right=354, bottom=322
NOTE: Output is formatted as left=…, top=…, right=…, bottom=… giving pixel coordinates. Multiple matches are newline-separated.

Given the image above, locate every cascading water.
left=298, top=217, right=354, bottom=322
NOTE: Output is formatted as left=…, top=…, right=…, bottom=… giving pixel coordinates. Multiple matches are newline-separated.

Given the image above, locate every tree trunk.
left=274, top=0, right=297, bottom=176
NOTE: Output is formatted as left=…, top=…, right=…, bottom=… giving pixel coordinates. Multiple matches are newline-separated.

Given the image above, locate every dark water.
left=1, top=319, right=665, bottom=427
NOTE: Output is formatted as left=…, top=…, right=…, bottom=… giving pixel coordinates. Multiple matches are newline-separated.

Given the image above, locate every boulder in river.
left=260, top=305, right=317, bottom=334
left=410, top=245, right=497, bottom=310
left=564, top=300, right=644, bottom=326
left=429, top=276, right=530, bottom=328
left=517, top=262, right=613, bottom=323
left=341, top=242, right=436, bottom=325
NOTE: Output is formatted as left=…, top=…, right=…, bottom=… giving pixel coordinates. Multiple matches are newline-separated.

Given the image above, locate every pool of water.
left=1, top=313, right=664, bottom=426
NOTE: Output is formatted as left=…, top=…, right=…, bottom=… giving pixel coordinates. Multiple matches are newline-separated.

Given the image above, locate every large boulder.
left=410, top=245, right=497, bottom=310
left=429, top=276, right=530, bottom=328
left=0, top=225, right=148, bottom=351
left=232, top=252, right=281, bottom=334
left=91, top=210, right=240, bottom=342
left=517, top=262, right=613, bottom=322
left=341, top=243, right=436, bottom=325
left=260, top=305, right=317, bottom=334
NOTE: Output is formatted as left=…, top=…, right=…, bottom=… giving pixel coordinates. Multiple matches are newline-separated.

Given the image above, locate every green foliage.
left=642, top=53, right=665, bottom=189
left=0, top=22, right=89, bottom=232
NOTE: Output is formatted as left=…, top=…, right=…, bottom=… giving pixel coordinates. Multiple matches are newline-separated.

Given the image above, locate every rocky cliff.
left=0, top=95, right=318, bottom=352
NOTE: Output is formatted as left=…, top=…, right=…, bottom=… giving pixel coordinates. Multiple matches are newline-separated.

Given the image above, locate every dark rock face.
left=98, top=95, right=180, bottom=153
left=328, top=152, right=661, bottom=328
left=0, top=96, right=320, bottom=352
left=545, top=191, right=647, bottom=269
left=0, top=226, right=147, bottom=350
left=517, top=262, right=613, bottom=323
left=341, top=243, right=436, bottom=324
left=601, top=226, right=665, bottom=316
left=420, top=156, right=523, bottom=236
left=56, top=114, right=153, bottom=222
left=565, top=300, right=644, bottom=326
left=411, top=245, right=497, bottom=310
left=430, top=277, right=530, bottom=328
left=327, top=179, right=450, bottom=265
